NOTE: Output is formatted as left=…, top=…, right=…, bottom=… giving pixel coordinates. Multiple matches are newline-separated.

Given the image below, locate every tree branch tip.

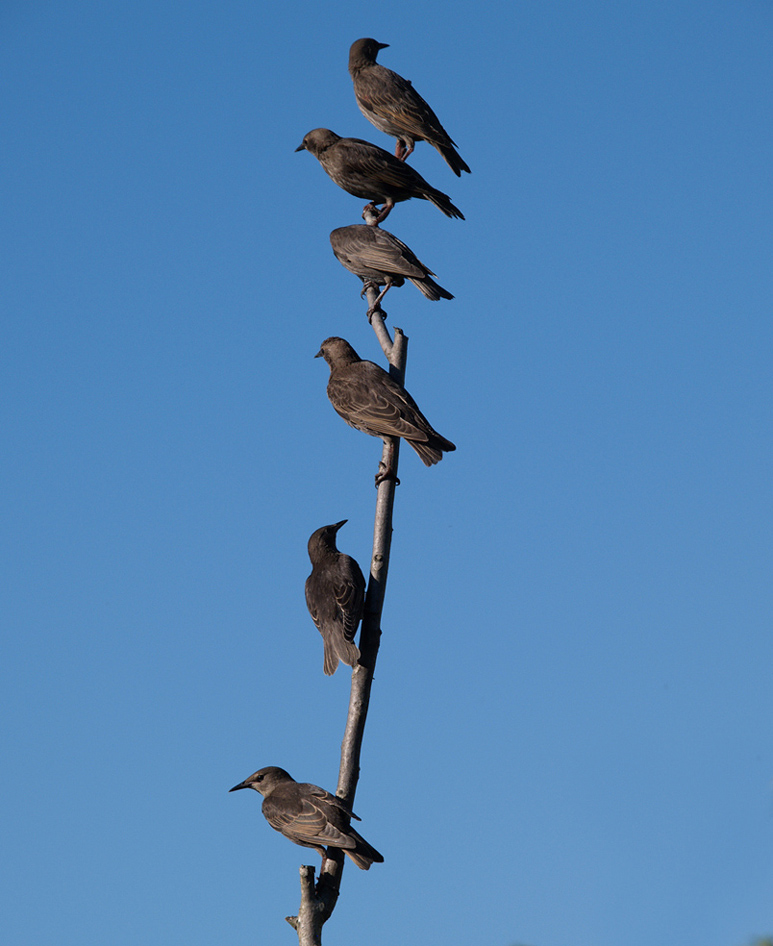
left=285, top=915, right=299, bottom=930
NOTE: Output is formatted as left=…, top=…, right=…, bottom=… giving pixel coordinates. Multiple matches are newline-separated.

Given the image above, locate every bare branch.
left=290, top=281, right=407, bottom=944
left=337, top=284, right=406, bottom=803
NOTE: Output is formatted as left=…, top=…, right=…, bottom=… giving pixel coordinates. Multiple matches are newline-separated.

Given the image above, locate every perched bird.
left=348, top=37, right=470, bottom=176
left=315, top=336, right=456, bottom=474
left=229, top=766, right=383, bottom=870
left=305, top=519, right=366, bottom=676
left=330, top=223, right=454, bottom=318
left=296, top=128, right=464, bottom=224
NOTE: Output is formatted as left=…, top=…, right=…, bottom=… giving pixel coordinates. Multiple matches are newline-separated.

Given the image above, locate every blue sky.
left=2, top=2, right=772, bottom=944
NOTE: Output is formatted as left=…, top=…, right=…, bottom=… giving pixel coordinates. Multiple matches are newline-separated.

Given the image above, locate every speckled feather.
left=305, top=520, right=365, bottom=675
left=348, top=37, right=470, bottom=176
left=316, top=336, right=456, bottom=466
left=330, top=224, right=454, bottom=302
left=297, top=128, right=464, bottom=219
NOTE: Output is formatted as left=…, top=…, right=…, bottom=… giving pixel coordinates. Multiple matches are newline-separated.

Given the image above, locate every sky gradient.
left=2, top=2, right=772, bottom=944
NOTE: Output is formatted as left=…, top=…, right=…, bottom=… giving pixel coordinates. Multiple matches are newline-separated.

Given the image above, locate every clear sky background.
left=2, top=2, right=772, bottom=944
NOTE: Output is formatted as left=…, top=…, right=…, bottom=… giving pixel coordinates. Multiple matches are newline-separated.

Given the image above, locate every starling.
left=315, top=336, right=456, bottom=471
left=330, top=223, right=454, bottom=318
left=348, top=37, right=470, bottom=176
left=296, top=128, right=464, bottom=224
left=229, top=766, right=383, bottom=870
left=305, top=519, right=366, bottom=676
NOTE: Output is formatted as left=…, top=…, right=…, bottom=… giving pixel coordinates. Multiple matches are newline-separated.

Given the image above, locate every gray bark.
left=287, top=283, right=406, bottom=943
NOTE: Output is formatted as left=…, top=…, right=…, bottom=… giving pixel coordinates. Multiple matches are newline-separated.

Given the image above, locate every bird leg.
left=394, top=138, right=414, bottom=162
left=373, top=199, right=394, bottom=225
left=367, top=283, right=392, bottom=322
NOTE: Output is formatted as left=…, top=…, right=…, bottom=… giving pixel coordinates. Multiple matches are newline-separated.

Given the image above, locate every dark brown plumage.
left=348, top=37, right=470, bottom=176
left=296, top=128, right=464, bottom=224
left=305, top=519, right=365, bottom=676
left=229, top=766, right=383, bottom=870
left=315, top=336, right=456, bottom=469
left=330, top=223, right=454, bottom=318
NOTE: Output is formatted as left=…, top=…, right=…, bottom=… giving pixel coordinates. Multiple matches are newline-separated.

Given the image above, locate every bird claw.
left=367, top=304, right=387, bottom=324
left=394, top=140, right=414, bottom=162
left=361, top=279, right=380, bottom=301
left=363, top=200, right=392, bottom=225
left=375, top=462, right=400, bottom=487
left=363, top=202, right=380, bottom=226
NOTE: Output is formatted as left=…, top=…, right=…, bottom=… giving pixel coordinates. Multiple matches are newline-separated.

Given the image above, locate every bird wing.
left=342, top=139, right=425, bottom=190
left=304, top=576, right=324, bottom=632
left=334, top=557, right=365, bottom=642
left=358, top=67, right=455, bottom=146
left=358, top=230, right=432, bottom=279
left=330, top=367, right=435, bottom=443
left=264, top=787, right=357, bottom=849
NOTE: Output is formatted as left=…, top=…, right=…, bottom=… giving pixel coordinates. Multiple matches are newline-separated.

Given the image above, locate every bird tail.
left=322, top=633, right=361, bottom=675
left=410, top=275, right=454, bottom=302
left=345, top=830, right=384, bottom=870
left=425, top=186, right=465, bottom=220
left=334, top=636, right=361, bottom=671
left=322, top=639, right=340, bottom=676
left=408, top=433, right=457, bottom=466
left=433, top=140, right=471, bottom=177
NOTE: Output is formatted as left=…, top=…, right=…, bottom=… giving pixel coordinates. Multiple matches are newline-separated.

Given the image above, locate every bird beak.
left=229, top=780, right=249, bottom=792
left=295, top=142, right=306, bottom=152
left=333, top=519, right=348, bottom=531
left=377, top=42, right=389, bottom=50
left=314, top=349, right=323, bottom=358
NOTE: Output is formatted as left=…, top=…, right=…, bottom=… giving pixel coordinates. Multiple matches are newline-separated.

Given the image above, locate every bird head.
left=229, top=766, right=294, bottom=797
left=315, top=336, right=360, bottom=367
left=295, top=128, right=340, bottom=156
left=308, top=520, right=348, bottom=557
left=349, top=37, right=389, bottom=67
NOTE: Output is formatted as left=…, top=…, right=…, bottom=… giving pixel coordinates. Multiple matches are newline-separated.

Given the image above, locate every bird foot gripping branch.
left=375, top=457, right=400, bottom=487
left=362, top=201, right=382, bottom=225
left=357, top=280, right=388, bottom=323
left=362, top=199, right=393, bottom=225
